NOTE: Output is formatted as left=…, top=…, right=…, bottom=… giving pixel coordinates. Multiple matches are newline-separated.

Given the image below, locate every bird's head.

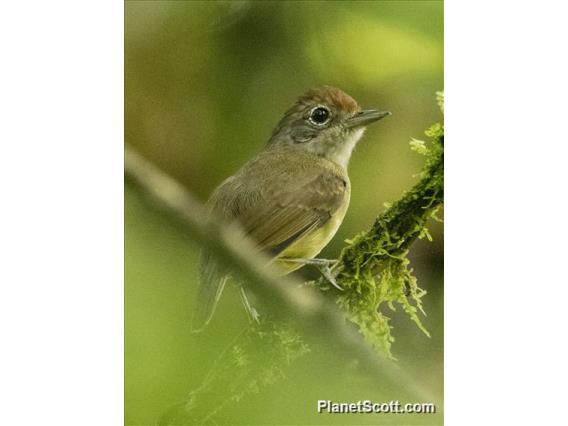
left=267, top=86, right=390, bottom=168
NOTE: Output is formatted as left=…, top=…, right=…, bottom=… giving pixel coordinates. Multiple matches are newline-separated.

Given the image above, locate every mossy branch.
left=158, top=320, right=310, bottom=425
left=312, top=91, right=444, bottom=357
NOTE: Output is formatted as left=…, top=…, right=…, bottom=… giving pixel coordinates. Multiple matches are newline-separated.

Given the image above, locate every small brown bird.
left=192, top=86, right=390, bottom=331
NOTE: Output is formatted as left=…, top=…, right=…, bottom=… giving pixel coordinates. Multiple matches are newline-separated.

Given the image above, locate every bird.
left=192, top=86, right=390, bottom=331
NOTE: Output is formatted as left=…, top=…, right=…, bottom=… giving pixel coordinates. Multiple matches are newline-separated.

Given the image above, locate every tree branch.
left=311, top=103, right=444, bottom=357
left=125, top=146, right=435, bottom=403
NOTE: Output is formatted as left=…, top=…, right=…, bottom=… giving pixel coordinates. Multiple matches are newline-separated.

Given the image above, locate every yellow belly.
left=272, top=196, right=350, bottom=275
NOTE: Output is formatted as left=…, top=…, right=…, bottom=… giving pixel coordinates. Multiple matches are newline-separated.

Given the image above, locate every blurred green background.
left=125, top=1, right=443, bottom=425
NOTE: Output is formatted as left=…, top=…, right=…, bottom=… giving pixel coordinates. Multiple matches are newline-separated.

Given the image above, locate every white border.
left=446, top=1, right=568, bottom=424
left=0, top=2, right=123, bottom=425
left=1, top=1, right=568, bottom=425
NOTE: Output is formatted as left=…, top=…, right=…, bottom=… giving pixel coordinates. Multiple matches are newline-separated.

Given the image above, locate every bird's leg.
left=238, top=285, right=260, bottom=324
left=284, top=258, right=343, bottom=291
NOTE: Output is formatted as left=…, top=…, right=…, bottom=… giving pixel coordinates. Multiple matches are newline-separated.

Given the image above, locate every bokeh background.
left=125, top=1, right=443, bottom=425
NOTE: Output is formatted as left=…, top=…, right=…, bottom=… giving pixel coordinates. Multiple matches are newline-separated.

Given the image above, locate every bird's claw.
left=284, top=258, right=343, bottom=291
left=318, top=263, right=343, bottom=291
left=239, top=285, right=261, bottom=324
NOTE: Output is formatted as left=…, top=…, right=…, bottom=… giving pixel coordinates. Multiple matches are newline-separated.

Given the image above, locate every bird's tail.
left=191, top=250, right=228, bottom=332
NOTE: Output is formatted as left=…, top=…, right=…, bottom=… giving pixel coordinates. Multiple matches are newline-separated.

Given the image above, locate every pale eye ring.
left=308, top=106, right=331, bottom=126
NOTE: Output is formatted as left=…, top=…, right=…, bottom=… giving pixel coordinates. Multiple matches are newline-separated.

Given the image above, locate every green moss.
left=158, top=319, right=310, bottom=425
left=317, top=92, right=444, bottom=357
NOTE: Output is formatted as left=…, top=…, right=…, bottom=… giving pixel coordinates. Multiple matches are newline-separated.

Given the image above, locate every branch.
left=124, top=146, right=434, bottom=403
left=313, top=95, right=444, bottom=356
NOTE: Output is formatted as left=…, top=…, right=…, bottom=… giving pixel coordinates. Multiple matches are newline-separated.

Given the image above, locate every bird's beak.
left=346, top=109, right=391, bottom=128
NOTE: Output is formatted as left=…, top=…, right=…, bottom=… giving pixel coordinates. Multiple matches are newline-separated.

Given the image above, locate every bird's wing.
left=192, top=163, right=347, bottom=331
left=239, top=171, right=348, bottom=256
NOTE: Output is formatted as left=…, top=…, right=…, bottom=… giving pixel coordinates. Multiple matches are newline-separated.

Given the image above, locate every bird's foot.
left=248, top=306, right=261, bottom=324
left=284, top=258, right=343, bottom=291
left=239, top=285, right=261, bottom=324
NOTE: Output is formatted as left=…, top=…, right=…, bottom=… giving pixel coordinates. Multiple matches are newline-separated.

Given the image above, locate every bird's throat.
left=326, top=128, right=365, bottom=169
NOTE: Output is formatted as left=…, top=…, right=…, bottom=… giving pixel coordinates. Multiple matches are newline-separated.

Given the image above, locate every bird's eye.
left=308, top=106, right=331, bottom=126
